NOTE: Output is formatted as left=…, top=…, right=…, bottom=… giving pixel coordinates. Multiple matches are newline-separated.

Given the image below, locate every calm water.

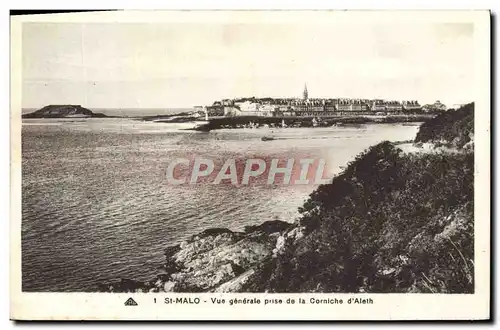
left=21, top=118, right=420, bottom=291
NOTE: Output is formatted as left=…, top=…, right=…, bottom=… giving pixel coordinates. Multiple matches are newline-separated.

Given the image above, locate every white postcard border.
left=9, top=10, right=491, bottom=321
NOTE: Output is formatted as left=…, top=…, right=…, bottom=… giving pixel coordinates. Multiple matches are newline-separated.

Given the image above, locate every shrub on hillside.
left=246, top=141, right=474, bottom=293
left=415, top=103, right=474, bottom=148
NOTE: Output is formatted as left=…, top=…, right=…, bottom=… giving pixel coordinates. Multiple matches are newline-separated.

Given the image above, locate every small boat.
left=261, top=136, right=275, bottom=141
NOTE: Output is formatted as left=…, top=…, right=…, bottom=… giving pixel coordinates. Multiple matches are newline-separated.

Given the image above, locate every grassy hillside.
left=242, top=104, right=475, bottom=293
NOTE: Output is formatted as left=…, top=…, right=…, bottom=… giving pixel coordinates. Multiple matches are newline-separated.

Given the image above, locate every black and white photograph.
left=9, top=10, right=490, bottom=320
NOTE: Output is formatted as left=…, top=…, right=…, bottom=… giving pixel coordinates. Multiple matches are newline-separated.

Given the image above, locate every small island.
left=22, top=105, right=108, bottom=119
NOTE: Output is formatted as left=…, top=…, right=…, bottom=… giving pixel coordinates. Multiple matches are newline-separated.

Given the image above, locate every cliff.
left=22, top=105, right=107, bottom=118
left=99, top=103, right=474, bottom=293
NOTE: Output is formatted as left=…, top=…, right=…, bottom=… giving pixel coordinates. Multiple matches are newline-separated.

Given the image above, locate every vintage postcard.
left=10, top=10, right=490, bottom=321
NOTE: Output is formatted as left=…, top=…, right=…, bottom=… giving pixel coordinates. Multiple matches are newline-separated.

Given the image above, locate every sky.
left=21, top=21, right=474, bottom=109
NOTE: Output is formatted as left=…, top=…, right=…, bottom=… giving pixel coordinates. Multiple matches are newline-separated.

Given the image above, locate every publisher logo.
left=124, top=297, right=138, bottom=306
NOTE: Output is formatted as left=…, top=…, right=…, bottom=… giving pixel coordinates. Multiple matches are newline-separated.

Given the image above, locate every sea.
left=21, top=111, right=421, bottom=292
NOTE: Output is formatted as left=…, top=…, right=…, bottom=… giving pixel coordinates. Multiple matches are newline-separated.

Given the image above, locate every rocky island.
left=22, top=105, right=108, bottom=118
left=99, top=103, right=475, bottom=294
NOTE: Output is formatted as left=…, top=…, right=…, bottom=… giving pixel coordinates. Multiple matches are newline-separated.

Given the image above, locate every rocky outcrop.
left=98, top=220, right=294, bottom=293
left=98, top=103, right=474, bottom=294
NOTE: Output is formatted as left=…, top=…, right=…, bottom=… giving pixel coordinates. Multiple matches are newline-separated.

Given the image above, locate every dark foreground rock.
left=98, top=220, right=296, bottom=293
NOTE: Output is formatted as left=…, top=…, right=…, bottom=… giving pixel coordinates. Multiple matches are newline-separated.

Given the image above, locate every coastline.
left=97, top=221, right=296, bottom=293
left=97, top=103, right=474, bottom=293
left=22, top=105, right=436, bottom=130
left=140, top=114, right=435, bottom=131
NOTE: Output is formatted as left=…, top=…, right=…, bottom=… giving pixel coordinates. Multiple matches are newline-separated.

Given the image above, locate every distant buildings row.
left=197, top=97, right=447, bottom=117
left=195, top=83, right=447, bottom=117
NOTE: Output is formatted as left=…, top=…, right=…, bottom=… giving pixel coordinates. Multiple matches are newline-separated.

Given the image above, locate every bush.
left=415, top=103, right=474, bottom=148
left=246, top=141, right=474, bottom=293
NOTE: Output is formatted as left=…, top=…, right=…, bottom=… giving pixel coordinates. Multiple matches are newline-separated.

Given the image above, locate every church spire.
left=303, top=83, right=308, bottom=101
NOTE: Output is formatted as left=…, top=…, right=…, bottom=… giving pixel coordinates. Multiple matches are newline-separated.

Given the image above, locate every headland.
left=98, top=103, right=474, bottom=294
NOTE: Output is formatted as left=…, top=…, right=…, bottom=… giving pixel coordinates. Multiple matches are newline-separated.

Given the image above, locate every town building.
left=402, top=100, right=421, bottom=112
left=386, top=101, right=403, bottom=112
left=204, top=84, right=421, bottom=117
left=371, top=100, right=386, bottom=112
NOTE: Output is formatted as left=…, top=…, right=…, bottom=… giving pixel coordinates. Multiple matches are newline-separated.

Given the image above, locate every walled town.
left=196, top=85, right=447, bottom=118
